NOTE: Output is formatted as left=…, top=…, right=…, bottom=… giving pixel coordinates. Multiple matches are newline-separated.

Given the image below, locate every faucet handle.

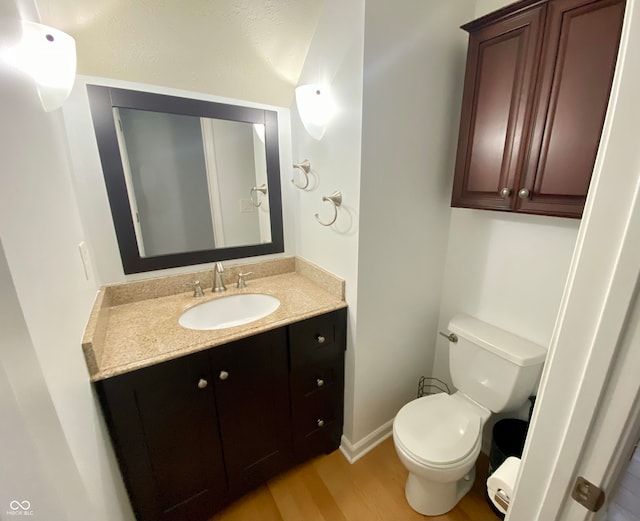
left=237, top=272, right=254, bottom=289
left=193, top=280, right=204, bottom=297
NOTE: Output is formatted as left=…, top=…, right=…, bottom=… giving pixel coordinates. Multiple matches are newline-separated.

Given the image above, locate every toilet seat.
left=394, top=393, right=482, bottom=468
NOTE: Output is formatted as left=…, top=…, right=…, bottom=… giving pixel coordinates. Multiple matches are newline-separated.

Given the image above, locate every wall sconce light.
left=295, top=84, right=335, bottom=140
left=3, top=21, right=76, bottom=112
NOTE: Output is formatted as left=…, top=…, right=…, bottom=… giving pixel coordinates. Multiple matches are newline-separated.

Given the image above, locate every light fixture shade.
left=295, top=84, right=335, bottom=140
left=6, top=21, right=76, bottom=112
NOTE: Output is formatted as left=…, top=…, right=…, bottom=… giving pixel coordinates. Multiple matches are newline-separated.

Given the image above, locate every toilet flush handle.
left=439, top=331, right=458, bottom=343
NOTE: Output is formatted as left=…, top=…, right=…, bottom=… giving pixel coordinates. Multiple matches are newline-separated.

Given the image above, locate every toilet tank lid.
left=448, top=314, right=546, bottom=367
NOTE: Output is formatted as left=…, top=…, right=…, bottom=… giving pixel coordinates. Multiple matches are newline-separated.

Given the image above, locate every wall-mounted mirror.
left=87, top=85, right=284, bottom=274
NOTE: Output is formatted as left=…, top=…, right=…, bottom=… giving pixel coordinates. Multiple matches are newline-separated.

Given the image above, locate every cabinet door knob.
left=219, top=371, right=229, bottom=381
left=197, top=378, right=208, bottom=389
left=316, top=335, right=326, bottom=344
left=499, top=187, right=512, bottom=199
left=316, top=378, right=325, bottom=387
left=316, top=419, right=325, bottom=428
left=518, top=188, right=530, bottom=199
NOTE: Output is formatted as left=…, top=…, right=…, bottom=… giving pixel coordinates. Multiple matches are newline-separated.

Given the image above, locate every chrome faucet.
left=212, top=262, right=226, bottom=292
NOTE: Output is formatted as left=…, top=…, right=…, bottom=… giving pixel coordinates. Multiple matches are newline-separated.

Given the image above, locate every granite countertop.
left=83, top=257, right=346, bottom=382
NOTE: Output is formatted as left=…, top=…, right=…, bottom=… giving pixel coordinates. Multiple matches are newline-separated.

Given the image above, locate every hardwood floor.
left=211, top=437, right=501, bottom=521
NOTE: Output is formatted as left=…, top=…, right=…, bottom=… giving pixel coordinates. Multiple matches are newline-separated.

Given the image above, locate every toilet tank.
left=448, top=314, right=547, bottom=413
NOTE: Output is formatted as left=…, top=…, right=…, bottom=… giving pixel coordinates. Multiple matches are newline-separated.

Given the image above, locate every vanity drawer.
left=292, top=387, right=343, bottom=456
left=290, top=358, right=344, bottom=398
left=289, top=308, right=347, bottom=368
left=292, top=384, right=342, bottom=434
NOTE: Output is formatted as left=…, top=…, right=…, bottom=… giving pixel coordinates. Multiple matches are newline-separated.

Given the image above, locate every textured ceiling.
left=36, top=0, right=323, bottom=106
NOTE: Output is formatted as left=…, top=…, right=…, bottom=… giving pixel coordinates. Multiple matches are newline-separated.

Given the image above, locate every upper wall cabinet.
left=451, top=0, right=626, bottom=218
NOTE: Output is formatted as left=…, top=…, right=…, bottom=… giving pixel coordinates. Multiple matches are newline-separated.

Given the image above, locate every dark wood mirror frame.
left=86, top=85, right=284, bottom=274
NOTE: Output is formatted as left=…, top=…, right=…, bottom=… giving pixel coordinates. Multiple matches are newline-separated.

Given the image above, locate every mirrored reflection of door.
left=253, top=123, right=271, bottom=243
left=200, top=119, right=268, bottom=249
left=113, top=108, right=269, bottom=258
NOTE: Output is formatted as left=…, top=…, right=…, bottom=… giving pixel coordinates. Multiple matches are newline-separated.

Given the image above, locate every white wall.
left=353, top=0, right=476, bottom=443
left=290, top=0, right=476, bottom=448
left=475, top=0, right=517, bottom=18
left=0, top=240, right=90, bottom=521
left=289, top=0, right=366, bottom=445
left=0, top=3, right=134, bottom=519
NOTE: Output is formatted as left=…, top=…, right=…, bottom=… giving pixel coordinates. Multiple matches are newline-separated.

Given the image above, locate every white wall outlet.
left=240, top=198, right=256, bottom=213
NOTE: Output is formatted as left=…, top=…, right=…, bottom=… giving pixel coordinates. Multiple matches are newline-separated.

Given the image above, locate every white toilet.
left=393, top=313, right=546, bottom=516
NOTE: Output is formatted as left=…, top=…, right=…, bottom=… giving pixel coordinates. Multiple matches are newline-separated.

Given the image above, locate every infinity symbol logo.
left=9, top=500, right=31, bottom=511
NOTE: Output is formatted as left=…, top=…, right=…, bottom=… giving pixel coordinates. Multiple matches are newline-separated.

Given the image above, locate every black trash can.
left=486, top=418, right=529, bottom=518
left=488, top=418, right=528, bottom=475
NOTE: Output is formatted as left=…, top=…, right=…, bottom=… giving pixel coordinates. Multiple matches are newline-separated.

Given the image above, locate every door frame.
left=562, top=279, right=640, bottom=521
left=200, top=118, right=225, bottom=247
left=506, top=0, right=640, bottom=519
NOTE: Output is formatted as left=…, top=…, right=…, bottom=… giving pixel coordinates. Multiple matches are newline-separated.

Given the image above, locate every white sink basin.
left=179, top=294, right=280, bottom=331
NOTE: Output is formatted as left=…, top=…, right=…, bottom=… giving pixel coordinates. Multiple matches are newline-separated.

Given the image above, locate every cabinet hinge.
left=571, top=476, right=605, bottom=512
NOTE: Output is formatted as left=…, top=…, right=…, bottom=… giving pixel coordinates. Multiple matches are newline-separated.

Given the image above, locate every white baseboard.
left=339, top=419, right=394, bottom=463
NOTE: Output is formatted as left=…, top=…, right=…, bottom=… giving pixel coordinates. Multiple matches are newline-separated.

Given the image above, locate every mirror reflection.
left=115, top=108, right=271, bottom=257
left=87, top=85, right=284, bottom=274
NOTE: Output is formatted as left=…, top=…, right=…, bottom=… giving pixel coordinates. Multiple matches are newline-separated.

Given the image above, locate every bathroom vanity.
left=83, top=257, right=347, bottom=521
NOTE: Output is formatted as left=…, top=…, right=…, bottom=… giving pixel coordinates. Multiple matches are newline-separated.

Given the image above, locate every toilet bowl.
left=392, top=314, right=546, bottom=516
left=393, top=392, right=490, bottom=515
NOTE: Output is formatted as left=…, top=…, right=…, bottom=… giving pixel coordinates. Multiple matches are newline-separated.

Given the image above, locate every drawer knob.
left=499, top=187, right=512, bottom=199
left=518, top=188, right=530, bottom=199
left=316, top=378, right=325, bottom=387
left=197, top=378, right=208, bottom=389
left=317, top=419, right=325, bottom=428
left=316, top=335, right=326, bottom=344
left=219, top=371, right=229, bottom=381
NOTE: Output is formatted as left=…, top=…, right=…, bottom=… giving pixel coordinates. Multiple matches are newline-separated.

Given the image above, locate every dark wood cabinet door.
left=96, top=351, right=226, bottom=521
left=452, top=5, right=546, bottom=211
left=210, top=328, right=291, bottom=496
left=518, top=0, right=625, bottom=217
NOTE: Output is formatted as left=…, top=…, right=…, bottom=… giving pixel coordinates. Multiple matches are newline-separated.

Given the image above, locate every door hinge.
left=571, top=476, right=605, bottom=512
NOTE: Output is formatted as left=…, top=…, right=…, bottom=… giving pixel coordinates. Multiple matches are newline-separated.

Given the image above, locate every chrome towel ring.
left=315, top=191, right=342, bottom=226
left=292, top=159, right=311, bottom=190
left=250, top=184, right=267, bottom=207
